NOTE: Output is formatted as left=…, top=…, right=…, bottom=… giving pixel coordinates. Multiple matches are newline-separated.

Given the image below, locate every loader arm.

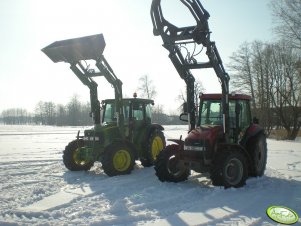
left=42, top=34, right=124, bottom=135
left=151, top=0, right=230, bottom=137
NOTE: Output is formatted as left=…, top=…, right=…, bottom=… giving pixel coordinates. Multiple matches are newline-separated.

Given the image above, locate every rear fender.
left=240, top=124, right=264, bottom=147
left=144, top=124, right=165, bottom=143
left=148, top=123, right=164, bottom=133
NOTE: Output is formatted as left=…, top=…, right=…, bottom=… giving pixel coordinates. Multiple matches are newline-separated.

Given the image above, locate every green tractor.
left=42, top=34, right=165, bottom=176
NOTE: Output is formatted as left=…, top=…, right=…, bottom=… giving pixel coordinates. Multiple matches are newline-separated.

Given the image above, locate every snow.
left=0, top=125, right=300, bottom=226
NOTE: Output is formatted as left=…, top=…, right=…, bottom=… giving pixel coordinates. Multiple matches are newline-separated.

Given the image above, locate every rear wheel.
left=141, top=129, right=166, bottom=167
left=154, top=144, right=190, bottom=182
left=248, top=133, right=267, bottom=177
left=210, top=151, right=248, bottom=188
left=63, top=139, right=94, bottom=171
left=102, top=143, right=135, bottom=176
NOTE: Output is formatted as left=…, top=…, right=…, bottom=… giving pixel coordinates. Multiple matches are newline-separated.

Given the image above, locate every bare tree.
left=56, top=104, right=67, bottom=126
left=269, top=42, right=301, bottom=139
left=228, top=42, right=256, bottom=109
left=67, top=94, right=82, bottom=126
left=44, top=102, right=56, bottom=125
left=34, top=101, right=46, bottom=125
left=34, top=101, right=56, bottom=125
left=137, top=75, right=157, bottom=99
left=177, top=79, right=205, bottom=113
left=252, top=41, right=274, bottom=134
left=271, top=0, right=301, bottom=50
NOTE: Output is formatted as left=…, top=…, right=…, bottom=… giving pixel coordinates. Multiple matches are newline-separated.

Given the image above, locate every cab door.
left=229, top=99, right=252, bottom=143
left=129, top=101, right=146, bottom=144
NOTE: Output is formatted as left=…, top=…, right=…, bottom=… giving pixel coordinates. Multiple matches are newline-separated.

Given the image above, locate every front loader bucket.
left=42, top=34, right=106, bottom=63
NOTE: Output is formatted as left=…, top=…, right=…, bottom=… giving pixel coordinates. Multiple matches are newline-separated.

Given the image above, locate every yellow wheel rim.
left=113, top=150, right=131, bottom=171
left=151, top=136, right=164, bottom=160
left=73, top=148, right=87, bottom=166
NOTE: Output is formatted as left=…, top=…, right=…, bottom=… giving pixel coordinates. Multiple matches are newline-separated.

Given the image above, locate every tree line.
left=1, top=95, right=93, bottom=126
left=0, top=95, right=185, bottom=126
left=0, top=75, right=185, bottom=126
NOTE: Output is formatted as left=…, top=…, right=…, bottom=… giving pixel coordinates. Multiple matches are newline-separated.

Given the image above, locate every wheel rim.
left=151, top=136, right=164, bottom=160
left=73, top=148, right=89, bottom=166
left=113, top=150, right=131, bottom=171
left=167, top=155, right=184, bottom=177
left=225, top=158, right=243, bottom=186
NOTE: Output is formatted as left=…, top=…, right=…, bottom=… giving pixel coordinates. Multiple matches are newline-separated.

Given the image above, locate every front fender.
left=167, top=139, right=184, bottom=146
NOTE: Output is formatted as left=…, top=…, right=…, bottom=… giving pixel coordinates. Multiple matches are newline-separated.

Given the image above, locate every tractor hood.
left=84, top=123, right=120, bottom=146
left=184, top=125, right=222, bottom=148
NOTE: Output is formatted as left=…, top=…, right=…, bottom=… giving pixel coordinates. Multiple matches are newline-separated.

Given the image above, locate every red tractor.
left=151, top=0, right=267, bottom=188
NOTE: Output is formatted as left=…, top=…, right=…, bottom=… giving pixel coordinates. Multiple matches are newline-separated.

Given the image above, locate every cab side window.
left=124, top=104, right=130, bottom=123
left=239, top=100, right=251, bottom=130
left=145, top=104, right=152, bottom=123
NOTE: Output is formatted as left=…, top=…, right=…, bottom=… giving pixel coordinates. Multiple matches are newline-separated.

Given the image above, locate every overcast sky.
left=0, top=0, right=273, bottom=114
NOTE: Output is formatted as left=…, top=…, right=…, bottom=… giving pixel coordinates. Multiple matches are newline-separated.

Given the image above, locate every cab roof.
left=200, top=93, right=252, bottom=100
left=102, top=98, right=154, bottom=105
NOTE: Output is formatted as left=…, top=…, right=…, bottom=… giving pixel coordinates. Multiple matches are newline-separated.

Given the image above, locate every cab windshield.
left=102, top=102, right=130, bottom=124
left=199, top=100, right=222, bottom=126
left=198, top=99, right=252, bottom=130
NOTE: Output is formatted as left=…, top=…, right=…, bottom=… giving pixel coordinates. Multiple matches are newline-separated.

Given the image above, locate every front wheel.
left=154, top=144, right=190, bottom=182
left=63, top=139, right=94, bottom=171
left=102, top=143, right=135, bottom=177
left=210, top=151, right=248, bottom=188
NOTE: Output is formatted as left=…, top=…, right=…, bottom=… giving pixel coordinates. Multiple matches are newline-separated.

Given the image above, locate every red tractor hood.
left=185, top=125, right=223, bottom=147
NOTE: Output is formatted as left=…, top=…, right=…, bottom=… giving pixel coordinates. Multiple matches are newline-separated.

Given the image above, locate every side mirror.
left=180, top=113, right=188, bottom=122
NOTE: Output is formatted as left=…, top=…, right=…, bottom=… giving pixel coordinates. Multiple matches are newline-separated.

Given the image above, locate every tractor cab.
left=197, top=93, right=252, bottom=143
left=101, top=97, right=154, bottom=140
left=102, top=98, right=153, bottom=126
left=99, top=97, right=164, bottom=168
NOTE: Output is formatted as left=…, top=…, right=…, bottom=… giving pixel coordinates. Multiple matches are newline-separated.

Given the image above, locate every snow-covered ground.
left=0, top=125, right=300, bottom=226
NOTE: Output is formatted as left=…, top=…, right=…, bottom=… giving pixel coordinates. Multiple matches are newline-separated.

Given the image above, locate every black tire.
left=141, top=129, right=166, bottom=167
left=102, top=143, right=135, bottom=177
left=154, top=144, right=190, bottom=182
left=63, top=139, right=94, bottom=171
left=248, top=133, right=267, bottom=177
left=210, top=151, right=248, bottom=188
